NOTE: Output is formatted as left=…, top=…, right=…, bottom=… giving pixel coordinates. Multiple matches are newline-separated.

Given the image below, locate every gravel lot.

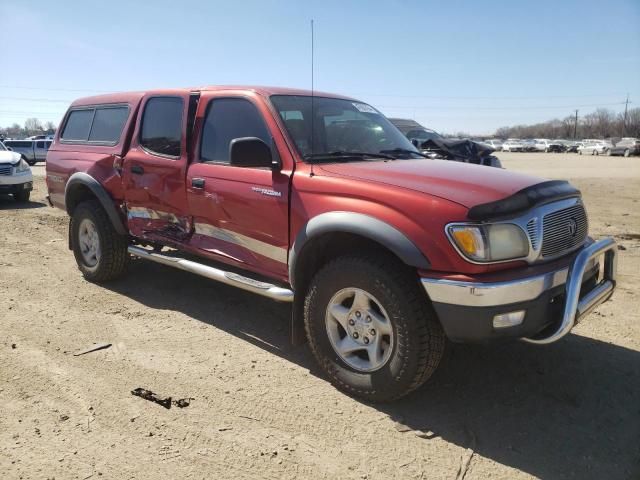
left=1, top=153, right=639, bottom=479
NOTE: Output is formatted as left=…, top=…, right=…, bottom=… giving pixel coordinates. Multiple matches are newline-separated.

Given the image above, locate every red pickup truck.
left=46, top=86, right=618, bottom=401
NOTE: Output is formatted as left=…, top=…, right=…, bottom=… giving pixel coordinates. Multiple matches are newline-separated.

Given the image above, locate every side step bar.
left=128, top=246, right=294, bottom=303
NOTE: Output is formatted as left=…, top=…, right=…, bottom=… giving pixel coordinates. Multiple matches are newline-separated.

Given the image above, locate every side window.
left=200, top=98, right=270, bottom=164
left=36, top=141, right=45, bottom=148
left=140, top=97, right=183, bottom=157
left=89, top=106, right=129, bottom=143
left=61, top=109, right=94, bottom=141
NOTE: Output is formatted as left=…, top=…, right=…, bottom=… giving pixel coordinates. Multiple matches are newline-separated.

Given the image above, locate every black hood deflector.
left=467, top=180, right=581, bottom=221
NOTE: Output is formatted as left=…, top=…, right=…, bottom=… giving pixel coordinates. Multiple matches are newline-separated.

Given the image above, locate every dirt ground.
left=1, top=152, right=639, bottom=480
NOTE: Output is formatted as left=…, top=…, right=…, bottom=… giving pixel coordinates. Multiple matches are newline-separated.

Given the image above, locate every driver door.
left=185, top=92, right=293, bottom=280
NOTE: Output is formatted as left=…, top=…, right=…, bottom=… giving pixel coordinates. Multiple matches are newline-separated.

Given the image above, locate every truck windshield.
left=270, top=95, right=422, bottom=162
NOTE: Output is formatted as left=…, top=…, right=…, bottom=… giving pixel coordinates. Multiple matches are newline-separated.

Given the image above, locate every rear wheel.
left=304, top=255, right=446, bottom=402
left=593, top=149, right=598, bottom=155
left=70, top=199, right=128, bottom=282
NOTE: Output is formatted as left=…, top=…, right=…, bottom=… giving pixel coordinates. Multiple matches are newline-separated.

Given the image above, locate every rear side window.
left=61, top=105, right=129, bottom=144
left=36, top=141, right=45, bottom=148
left=200, top=98, right=270, bottom=163
left=6, top=141, right=32, bottom=148
left=61, top=109, right=94, bottom=141
left=89, top=106, right=129, bottom=143
left=140, top=97, right=183, bottom=157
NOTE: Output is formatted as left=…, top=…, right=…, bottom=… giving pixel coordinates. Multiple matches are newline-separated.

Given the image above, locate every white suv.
left=0, top=141, right=33, bottom=202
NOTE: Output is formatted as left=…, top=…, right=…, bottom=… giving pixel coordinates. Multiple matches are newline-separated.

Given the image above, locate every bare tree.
left=24, top=118, right=44, bottom=136
left=44, top=121, right=57, bottom=134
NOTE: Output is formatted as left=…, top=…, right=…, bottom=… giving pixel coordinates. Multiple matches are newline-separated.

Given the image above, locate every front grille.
left=541, top=203, right=588, bottom=257
left=0, top=165, right=12, bottom=176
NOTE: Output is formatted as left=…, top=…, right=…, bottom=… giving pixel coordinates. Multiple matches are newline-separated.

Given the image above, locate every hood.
left=319, top=159, right=549, bottom=209
left=0, top=150, right=21, bottom=164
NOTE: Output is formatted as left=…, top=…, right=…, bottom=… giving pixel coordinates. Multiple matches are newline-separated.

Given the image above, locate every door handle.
left=131, top=165, right=144, bottom=175
left=191, top=178, right=205, bottom=189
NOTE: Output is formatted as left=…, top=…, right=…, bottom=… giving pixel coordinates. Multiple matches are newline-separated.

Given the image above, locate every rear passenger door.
left=122, top=93, right=192, bottom=242
left=186, top=93, right=293, bottom=280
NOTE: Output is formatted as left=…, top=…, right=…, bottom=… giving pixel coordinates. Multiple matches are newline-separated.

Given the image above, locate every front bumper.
left=0, top=173, right=33, bottom=194
left=421, top=238, right=617, bottom=344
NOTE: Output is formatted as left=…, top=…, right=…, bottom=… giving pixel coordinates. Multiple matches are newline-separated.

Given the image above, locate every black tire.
left=70, top=199, right=128, bottom=282
left=624, top=149, right=630, bottom=158
left=13, top=190, right=30, bottom=202
left=304, top=255, right=446, bottom=402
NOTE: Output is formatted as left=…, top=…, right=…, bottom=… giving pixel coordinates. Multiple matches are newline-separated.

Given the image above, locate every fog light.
left=493, top=310, right=525, bottom=329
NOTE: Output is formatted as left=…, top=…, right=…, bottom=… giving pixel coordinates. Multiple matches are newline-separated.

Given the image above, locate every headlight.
left=15, top=159, right=30, bottom=173
left=447, top=223, right=529, bottom=263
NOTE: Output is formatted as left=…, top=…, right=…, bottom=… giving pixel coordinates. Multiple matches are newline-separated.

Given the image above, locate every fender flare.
left=64, top=172, right=127, bottom=235
left=288, top=211, right=430, bottom=286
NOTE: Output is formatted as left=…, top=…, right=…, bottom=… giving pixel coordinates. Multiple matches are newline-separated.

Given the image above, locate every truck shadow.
left=106, top=259, right=640, bottom=480
left=0, top=195, right=47, bottom=209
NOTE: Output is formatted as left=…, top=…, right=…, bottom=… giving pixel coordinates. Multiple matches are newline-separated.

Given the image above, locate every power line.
left=0, top=85, right=106, bottom=93
left=377, top=102, right=627, bottom=111
left=358, top=92, right=629, bottom=100
left=0, top=96, right=72, bottom=103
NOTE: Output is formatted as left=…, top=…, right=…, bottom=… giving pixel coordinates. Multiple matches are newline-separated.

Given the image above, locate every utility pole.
left=623, top=94, right=629, bottom=136
left=574, top=109, right=579, bottom=139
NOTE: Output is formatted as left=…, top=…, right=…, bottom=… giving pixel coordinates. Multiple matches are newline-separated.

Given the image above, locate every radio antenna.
left=310, top=19, right=315, bottom=175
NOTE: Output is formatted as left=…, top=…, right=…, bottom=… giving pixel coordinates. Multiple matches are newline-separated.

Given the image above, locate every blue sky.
left=1, top=0, right=639, bottom=134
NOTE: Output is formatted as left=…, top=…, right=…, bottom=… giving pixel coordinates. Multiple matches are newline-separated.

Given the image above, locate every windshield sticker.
left=352, top=102, right=377, bottom=114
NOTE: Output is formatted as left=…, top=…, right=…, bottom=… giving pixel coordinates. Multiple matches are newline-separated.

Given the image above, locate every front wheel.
left=624, top=149, right=630, bottom=157
left=70, top=199, right=129, bottom=282
left=304, top=255, right=446, bottom=402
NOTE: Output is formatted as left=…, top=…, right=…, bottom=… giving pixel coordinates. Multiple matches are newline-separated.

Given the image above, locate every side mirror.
left=229, top=137, right=279, bottom=170
left=411, top=139, right=419, bottom=147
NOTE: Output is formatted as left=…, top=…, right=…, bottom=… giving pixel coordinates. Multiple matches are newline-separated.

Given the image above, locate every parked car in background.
left=0, top=140, right=33, bottom=202
left=534, top=139, right=564, bottom=153
left=607, top=138, right=640, bottom=157
left=520, top=139, right=537, bottom=152
left=502, top=139, right=525, bottom=152
left=555, top=140, right=579, bottom=153
left=578, top=141, right=610, bottom=155
left=3, top=139, right=52, bottom=165
left=482, top=139, right=503, bottom=151
left=389, top=118, right=501, bottom=167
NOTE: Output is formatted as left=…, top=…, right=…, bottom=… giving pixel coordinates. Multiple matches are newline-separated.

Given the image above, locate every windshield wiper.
left=303, top=151, right=395, bottom=162
left=379, top=148, right=428, bottom=158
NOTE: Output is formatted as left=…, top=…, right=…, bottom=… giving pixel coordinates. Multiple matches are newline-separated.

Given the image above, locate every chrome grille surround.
left=0, top=165, right=13, bottom=176
left=526, top=218, right=539, bottom=250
